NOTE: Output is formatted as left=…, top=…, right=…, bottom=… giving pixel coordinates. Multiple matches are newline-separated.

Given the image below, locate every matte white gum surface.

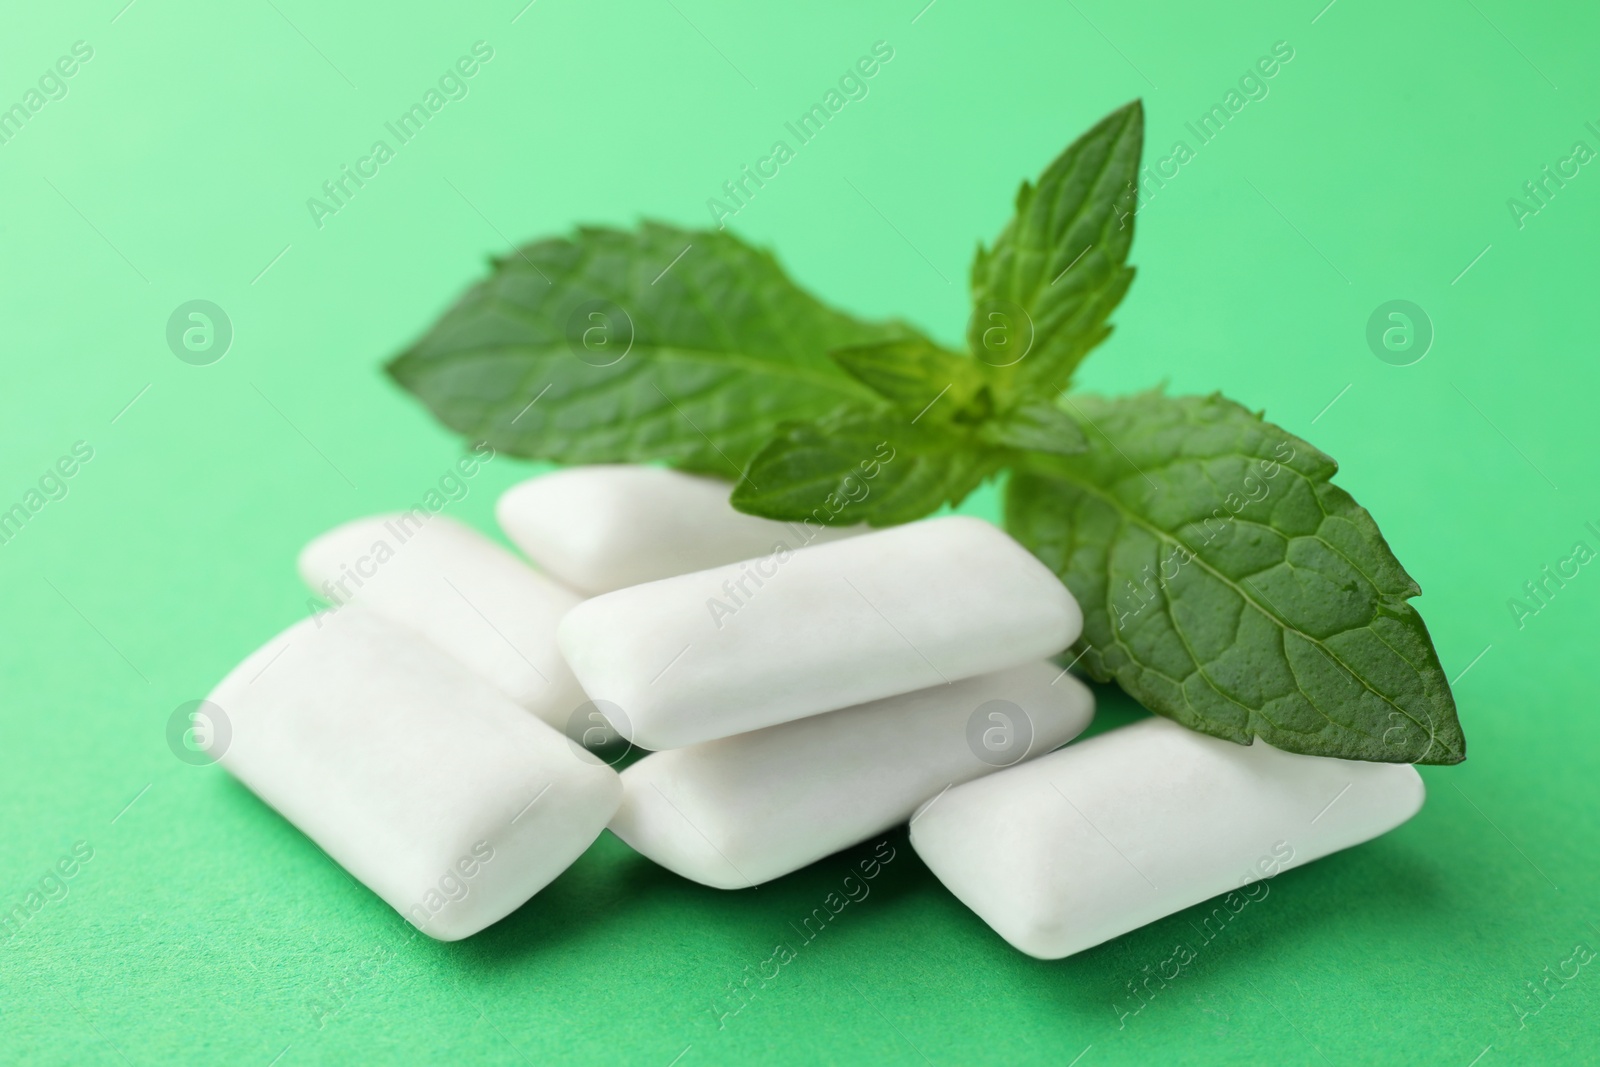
left=205, top=608, right=622, bottom=941
left=298, top=513, right=584, bottom=729
left=497, top=465, right=857, bottom=595
left=557, top=516, right=1083, bottom=749
left=909, top=715, right=1426, bottom=959
left=610, top=663, right=1095, bottom=888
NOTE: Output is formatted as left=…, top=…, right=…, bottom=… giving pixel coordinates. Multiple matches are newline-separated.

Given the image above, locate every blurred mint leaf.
left=731, top=409, right=1001, bottom=527
left=969, top=100, right=1142, bottom=392
left=387, top=221, right=923, bottom=476
left=828, top=339, right=992, bottom=424
left=1004, top=390, right=1464, bottom=765
left=977, top=397, right=1088, bottom=455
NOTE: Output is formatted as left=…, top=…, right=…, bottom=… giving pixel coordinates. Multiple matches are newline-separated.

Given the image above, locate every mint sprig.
left=388, top=101, right=1466, bottom=766
left=968, top=100, right=1141, bottom=394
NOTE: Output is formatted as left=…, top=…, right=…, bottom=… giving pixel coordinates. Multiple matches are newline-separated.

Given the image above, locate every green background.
left=2, top=0, right=1596, bottom=1063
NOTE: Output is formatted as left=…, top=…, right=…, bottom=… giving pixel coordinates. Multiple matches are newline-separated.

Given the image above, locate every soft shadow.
left=458, top=826, right=927, bottom=968
left=1075, top=678, right=1151, bottom=741
left=1037, top=835, right=1446, bottom=1019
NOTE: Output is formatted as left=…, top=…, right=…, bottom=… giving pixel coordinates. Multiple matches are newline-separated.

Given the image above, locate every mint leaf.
left=386, top=221, right=921, bottom=476
left=1004, top=390, right=1464, bottom=765
left=977, top=398, right=1088, bottom=455
left=829, top=339, right=990, bottom=422
left=731, top=409, right=1001, bottom=527
left=969, top=100, right=1142, bottom=391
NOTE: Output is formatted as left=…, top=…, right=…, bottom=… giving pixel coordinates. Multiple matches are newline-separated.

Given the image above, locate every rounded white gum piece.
left=909, top=715, right=1427, bottom=960
left=495, top=464, right=857, bottom=595
left=556, top=515, right=1083, bottom=750
left=610, top=662, right=1095, bottom=888
left=205, top=607, right=622, bottom=941
left=297, top=513, right=584, bottom=729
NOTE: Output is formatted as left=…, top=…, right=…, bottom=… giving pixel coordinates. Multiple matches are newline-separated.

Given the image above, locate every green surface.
left=2, top=0, right=1596, bottom=1063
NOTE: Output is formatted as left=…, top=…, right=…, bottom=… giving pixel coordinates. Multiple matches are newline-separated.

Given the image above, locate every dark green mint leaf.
left=1004, top=390, right=1464, bottom=765
left=731, top=408, right=1001, bottom=527
left=386, top=221, right=923, bottom=477
left=969, top=100, right=1142, bottom=392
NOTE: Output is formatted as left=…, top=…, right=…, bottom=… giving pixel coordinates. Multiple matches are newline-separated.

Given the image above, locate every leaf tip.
left=382, top=350, right=415, bottom=387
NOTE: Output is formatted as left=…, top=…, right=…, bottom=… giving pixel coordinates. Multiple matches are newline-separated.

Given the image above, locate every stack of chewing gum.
left=206, top=464, right=1426, bottom=957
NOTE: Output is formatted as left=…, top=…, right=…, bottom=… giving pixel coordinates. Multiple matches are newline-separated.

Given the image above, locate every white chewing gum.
left=610, top=663, right=1094, bottom=888
left=909, top=715, right=1427, bottom=959
left=557, top=516, right=1083, bottom=749
left=496, top=465, right=856, bottom=594
left=205, top=608, right=621, bottom=941
left=298, top=514, right=584, bottom=729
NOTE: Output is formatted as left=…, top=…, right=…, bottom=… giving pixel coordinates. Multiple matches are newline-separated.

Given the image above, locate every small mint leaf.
left=828, top=339, right=990, bottom=423
left=978, top=398, right=1089, bottom=455
left=969, top=100, right=1142, bottom=392
left=731, top=409, right=1001, bottom=527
